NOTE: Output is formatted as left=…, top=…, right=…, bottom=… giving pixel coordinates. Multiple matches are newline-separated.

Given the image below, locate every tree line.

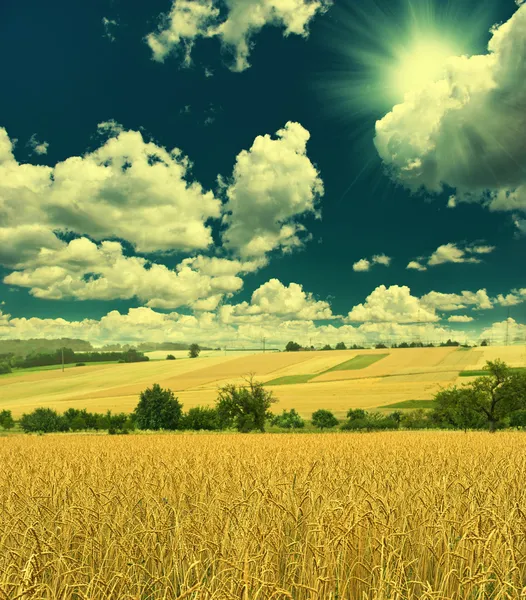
left=285, top=339, right=488, bottom=352
left=0, top=347, right=149, bottom=373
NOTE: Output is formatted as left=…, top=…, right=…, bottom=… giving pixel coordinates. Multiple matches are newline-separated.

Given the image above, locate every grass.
left=381, top=399, right=437, bottom=410
left=459, top=366, right=526, bottom=377
left=456, top=346, right=472, bottom=351
left=323, top=353, right=389, bottom=373
left=265, top=374, right=316, bottom=386
left=0, top=360, right=124, bottom=377
left=1, top=432, right=526, bottom=598
left=266, top=354, right=390, bottom=385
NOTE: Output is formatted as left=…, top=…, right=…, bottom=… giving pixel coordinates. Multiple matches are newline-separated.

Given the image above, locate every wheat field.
left=1, top=431, right=526, bottom=599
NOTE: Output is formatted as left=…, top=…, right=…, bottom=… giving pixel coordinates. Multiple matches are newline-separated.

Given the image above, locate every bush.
left=341, top=410, right=400, bottom=431
left=19, top=408, right=70, bottom=433
left=400, top=409, right=434, bottom=430
left=271, top=408, right=305, bottom=429
left=76, top=362, right=86, bottom=367
left=134, top=384, right=183, bottom=430
left=510, top=410, right=526, bottom=429
left=285, top=341, right=301, bottom=352
left=166, top=354, right=176, bottom=360
left=0, top=410, right=15, bottom=430
left=183, top=406, right=220, bottom=430
left=0, top=362, right=12, bottom=374
left=312, top=409, right=339, bottom=429
left=216, top=376, right=277, bottom=432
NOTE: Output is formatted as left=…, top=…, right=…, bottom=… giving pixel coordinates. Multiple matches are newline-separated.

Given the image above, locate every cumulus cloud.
left=222, top=278, right=334, bottom=321
left=353, top=254, right=391, bottom=272
left=375, top=4, right=526, bottom=231
left=0, top=126, right=221, bottom=254
left=0, top=307, right=478, bottom=348
left=27, top=134, right=49, bottom=155
left=495, top=290, right=526, bottom=307
left=3, top=237, right=260, bottom=309
left=427, top=242, right=494, bottom=266
left=146, top=0, right=331, bottom=72
left=479, top=318, right=526, bottom=345
left=346, top=285, right=439, bottom=323
left=420, top=289, right=493, bottom=311
left=221, top=122, right=323, bottom=259
left=447, top=315, right=474, bottom=323
left=406, top=260, right=427, bottom=271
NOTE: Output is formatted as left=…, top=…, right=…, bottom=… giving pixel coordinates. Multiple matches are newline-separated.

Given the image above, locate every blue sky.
left=0, top=0, right=525, bottom=347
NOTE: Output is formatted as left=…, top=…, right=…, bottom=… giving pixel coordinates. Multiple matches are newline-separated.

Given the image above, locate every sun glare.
left=391, top=38, right=460, bottom=98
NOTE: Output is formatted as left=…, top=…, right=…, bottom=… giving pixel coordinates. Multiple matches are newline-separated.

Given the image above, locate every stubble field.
left=1, top=346, right=525, bottom=418
left=1, top=431, right=526, bottom=599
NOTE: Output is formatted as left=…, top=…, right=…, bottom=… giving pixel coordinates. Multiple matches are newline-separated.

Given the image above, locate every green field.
left=265, top=374, right=316, bottom=386
left=459, top=367, right=526, bottom=377
left=381, top=399, right=437, bottom=410
left=323, top=353, right=389, bottom=373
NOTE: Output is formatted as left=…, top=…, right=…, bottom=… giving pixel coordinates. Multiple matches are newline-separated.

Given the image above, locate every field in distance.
left=1, top=345, right=525, bottom=418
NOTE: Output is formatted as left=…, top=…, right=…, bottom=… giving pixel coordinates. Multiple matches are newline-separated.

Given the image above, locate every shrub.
left=271, top=409, right=305, bottom=429
left=0, top=410, right=14, bottom=430
left=19, top=408, right=69, bottom=433
left=183, top=406, right=220, bottom=430
left=0, top=362, right=12, bottom=374
left=312, top=409, right=339, bottom=429
left=76, top=362, right=86, bottom=367
left=166, top=354, right=176, bottom=360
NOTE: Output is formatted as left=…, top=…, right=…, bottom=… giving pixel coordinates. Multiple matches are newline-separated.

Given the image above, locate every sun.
left=390, top=38, right=460, bottom=99
left=317, top=0, right=496, bottom=116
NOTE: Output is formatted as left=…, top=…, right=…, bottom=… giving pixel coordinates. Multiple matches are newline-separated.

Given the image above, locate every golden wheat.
left=1, top=431, right=526, bottom=599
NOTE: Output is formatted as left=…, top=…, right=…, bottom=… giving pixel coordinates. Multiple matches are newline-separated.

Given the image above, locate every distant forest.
left=0, top=338, right=211, bottom=358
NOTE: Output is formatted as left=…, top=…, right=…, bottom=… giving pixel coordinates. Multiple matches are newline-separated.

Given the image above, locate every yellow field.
left=1, top=432, right=525, bottom=599
left=0, top=346, right=524, bottom=418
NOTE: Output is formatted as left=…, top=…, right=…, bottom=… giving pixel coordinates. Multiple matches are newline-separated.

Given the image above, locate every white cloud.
left=420, top=289, right=493, bottom=311
left=406, top=260, right=427, bottom=271
left=479, top=318, right=526, bottom=345
left=146, top=0, right=331, bottom=72
left=353, top=259, right=370, bottom=272
left=428, top=243, right=482, bottom=266
left=3, top=237, right=260, bottom=309
left=221, top=122, right=323, bottom=258
left=27, top=134, right=49, bottom=155
left=447, top=315, right=474, bottom=323
left=495, top=290, right=526, bottom=307
left=353, top=254, right=391, bottom=272
left=0, top=126, right=221, bottom=254
left=346, top=285, right=439, bottom=323
left=223, top=278, right=334, bottom=321
left=0, top=307, right=478, bottom=348
left=374, top=4, right=526, bottom=229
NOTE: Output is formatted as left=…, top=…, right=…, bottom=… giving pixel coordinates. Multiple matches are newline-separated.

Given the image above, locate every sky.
left=0, top=0, right=525, bottom=348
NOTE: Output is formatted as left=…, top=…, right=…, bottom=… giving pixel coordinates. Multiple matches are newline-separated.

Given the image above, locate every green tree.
left=433, top=360, right=526, bottom=432
left=166, top=354, right=176, bottom=360
left=312, top=409, right=339, bottom=429
left=0, top=410, right=14, bottom=430
left=19, top=408, right=69, bottom=433
left=183, top=406, right=220, bottom=430
left=271, top=408, right=305, bottom=429
left=0, top=362, right=12, bottom=374
left=321, top=344, right=332, bottom=351
left=480, top=339, right=489, bottom=346
left=188, top=344, right=201, bottom=358
left=216, top=375, right=277, bottom=432
left=134, top=383, right=183, bottom=430
left=335, top=342, right=347, bottom=350
left=285, top=341, right=301, bottom=352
